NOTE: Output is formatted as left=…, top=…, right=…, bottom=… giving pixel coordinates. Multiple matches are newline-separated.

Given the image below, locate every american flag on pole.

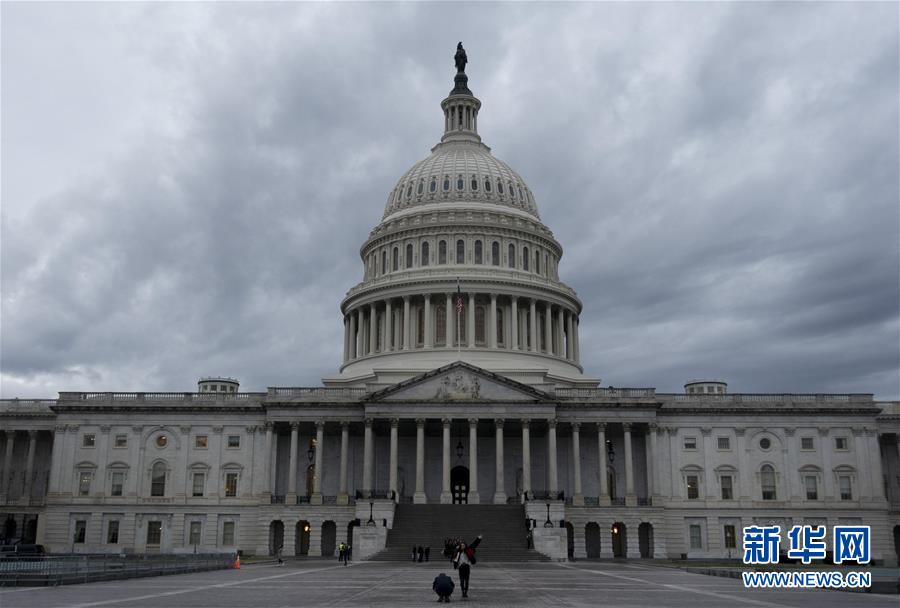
left=456, top=280, right=464, bottom=312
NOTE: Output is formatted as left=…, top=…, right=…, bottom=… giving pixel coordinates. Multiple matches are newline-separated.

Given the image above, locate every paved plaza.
left=0, top=560, right=895, bottom=608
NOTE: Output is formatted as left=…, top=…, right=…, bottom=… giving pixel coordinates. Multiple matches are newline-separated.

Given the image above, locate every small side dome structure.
left=198, top=377, right=240, bottom=393
left=684, top=380, right=727, bottom=395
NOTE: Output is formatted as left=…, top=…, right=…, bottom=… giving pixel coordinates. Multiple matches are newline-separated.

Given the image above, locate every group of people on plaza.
left=411, top=545, right=431, bottom=562
left=432, top=535, right=482, bottom=602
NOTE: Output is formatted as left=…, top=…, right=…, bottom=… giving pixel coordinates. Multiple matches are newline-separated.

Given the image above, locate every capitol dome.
left=325, top=44, right=597, bottom=390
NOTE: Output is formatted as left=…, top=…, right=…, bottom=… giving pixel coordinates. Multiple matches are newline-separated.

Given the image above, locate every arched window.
left=392, top=247, right=399, bottom=271
left=498, top=180, right=504, bottom=195
left=430, top=177, right=437, bottom=193
left=381, top=251, right=386, bottom=275
left=417, top=180, right=424, bottom=195
left=438, top=240, right=447, bottom=264
left=523, top=246, right=530, bottom=271
left=496, top=307, right=504, bottom=345
left=456, top=240, right=465, bottom=264
left=509, top=182, right=516, bottom=200
left=508, top=244, right=515, bottom=268
left=471, top=176, right=478, bottom=191
left=421, top=242, right=430, bottom=267
left=151, top=462, right=166, bottom=497
left=416, top=307, right=424, bottom=347
left=474, top=240, right=483, bottom=264
left=535, top=250, right=541, bottom=274
left=406, top=184, right=412, bottom=199
left=484, top=178, right=491, bottom=192
left=491, top=242, right=500, bottom=266
left=456, top=175, right=464, bottom=191
left=475, top=305, right=486, bottom=344
left=405, top=244, right=413, bottom=269
left=443, top=176, right=450, bottom=192
left=435, top=305, right=447, bottom=346
left=761, top=465, right=777, bottom=500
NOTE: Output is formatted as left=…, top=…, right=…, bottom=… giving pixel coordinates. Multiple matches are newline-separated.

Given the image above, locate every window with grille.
left=111, top=472, right=124, bottom=497
left=439, top=241, right=447, bottom=264
left=720, top=475, right=733, bottom=500
left=839, top=475, right=852, bottom=500
left=421, top=242, right=429, bottom=266
left=760, top=465, right=777, bottom=500
left=150, top=462, right=166, bottom=497
left=192, top=473, right=205, bottom=497
left=689, top=525, right=702, bottom=549
left=107, top=521, right=119, bottom=544
left=475, top=306, right=486, bottom=344
left=804, top=475, right=818, bottom=500
left=146, top=521, right=162, bottom=545
left=79, top=472, right=92, bottom=496
left=686, top=475, right=699, bottom=499
left=491, top=242, right=500, bottom=266
left=456, top=240, right=465, bottom=264
left=474, top=240, right=482, bottom=264
left=435, top=305, right=447, bottom=346
left=405, top=244, right=413, bottom=269
left=508, top=243, right=515, bottom=268
left=74, top=520, right=86, bottom=544
left=225, top=473, right=238, bottom=497
left=522, top=247, right=529, bottom=271
left=189, top=521, right=202, bottom=546
left=724, top=525, right=736, bottom=549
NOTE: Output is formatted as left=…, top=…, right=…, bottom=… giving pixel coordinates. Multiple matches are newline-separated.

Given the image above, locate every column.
left=389, top=418, right=399, bottom=501
left=544, top=302, right=553, bottom=354
left=385, top=299, right=393, bottom=352
left=624, top=423, right=636, bottom=506
left=311, top=421, right=325, bottom=504
left=489, top=294, right=498, bottom=349
left=572, top=422, right=583, bottom=506
left=869, top=430, right=885, bottom=500
left=402, top=296, right=411, bottom=350
left=555, top=308, right=564, bottom=357
left=338, top=422, right=349, bottom=504
left=414, top=419, right=426, bottom=504
left=263, top=423, right=274, bottom=499
left=573, top=315, right=581, bottom=363
left=597, top=423, right=610, bottom=505
left=368, top=304, right=377, bottom=355
left=528, top=299, right=537, bottom=352
left=441, top=418, right=452, bottom=503
left=852, top=428, right=870, bottom=498
left=21, top=431, right=37, bottom=504
left=548, top=419, right=558, bottom=497
left=445, top=293, right=453, bottom=347
left=47, top=427, right=64, bottom=495
left=522, top=419, right=532, bottom=500
left=349, top=311, right=357, bottom=359
left=468, top=418, right=480, bottom=504
left=818, top=428, right=833, bottom=500
left=467, top=293, right=475, bottom=348
left=493, top=419, right=506, bottom=504
left=784, top=428, right=799, bottom=501
left=510, top=297, right=519, bottom=350
left=701, top=428, right=714, bottom=499
left=343, top=316, right=350, bottom=362
left=0, top=431, right=14, bottom=501
left=649, top=424, right=659, bottom=499
left=287, top=422, right=299, bottom=501
left=363, top=418, right=374, bottom=497
left=566, top=312, right=574, bottom=359
left=424, top=295, right=433, bottom=348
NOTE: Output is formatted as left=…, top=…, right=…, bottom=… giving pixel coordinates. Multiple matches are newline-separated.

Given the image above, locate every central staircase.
left=370, top=503, right=549, bottom=562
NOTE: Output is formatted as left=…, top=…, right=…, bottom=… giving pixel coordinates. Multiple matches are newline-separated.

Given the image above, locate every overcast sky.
left=2, top=2, right=898, bottom=400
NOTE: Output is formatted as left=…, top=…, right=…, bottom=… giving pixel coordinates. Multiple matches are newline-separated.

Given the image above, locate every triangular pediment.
left=367, top=362, right=550, bottom=402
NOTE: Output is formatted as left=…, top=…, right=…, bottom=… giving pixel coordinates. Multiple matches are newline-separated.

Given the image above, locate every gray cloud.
left=2, top=2, right=897, bottom=399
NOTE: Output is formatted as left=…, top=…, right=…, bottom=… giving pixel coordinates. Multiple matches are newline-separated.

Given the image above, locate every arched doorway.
left=893, top=525, right=900, bottom=564
left=638, top=523, right=653, bottom=558
left=347, top=520, right=359, bottom=545
left=268, top=521, right=284, bottom=556
left=296, top=521, right=310, bottom=556
left=24, top=518, right=37, bottom=544
left=611, top=522, right=626, bottom=558
left=565, top=522, right=574, bottom=559
left=2, top=516, right=16, bottom=543
left=451, top=466, right=469, bottom=504
left=321, top=521, right=337, bottom=557
left=585, top=523, right=601, bottom=558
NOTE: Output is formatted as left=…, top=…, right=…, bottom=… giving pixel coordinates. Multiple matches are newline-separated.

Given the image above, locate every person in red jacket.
left=452, top=535, right=482, bottom=599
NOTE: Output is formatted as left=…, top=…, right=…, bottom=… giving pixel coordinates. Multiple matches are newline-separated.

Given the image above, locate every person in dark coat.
left=412, top=546, right=418, bottom=561
left=432, top=572, right=455, bottom=602
left=452, top=535, right=482, bottom=599
left=418, top=545, right=424, bottom=562
left=425, top=546, right=430, bottom=561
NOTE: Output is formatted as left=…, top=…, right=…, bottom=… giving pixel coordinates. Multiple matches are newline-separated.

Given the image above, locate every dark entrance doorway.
left=585, top=522, right=601, bottom=558
left=565, top=522, right=574, bottom=559
left=296, top=521, right=310, bottom=556
left=451, top=466, right=469, bottom=504
left=893, top=525, right=900, bottom=564
left=638, top=522, right=653, bottom=558
left=612, top=522, right=626, bottom=557
left=321, top=521, right=337, bottom=557
left=269, top=521, right=284, bottom=556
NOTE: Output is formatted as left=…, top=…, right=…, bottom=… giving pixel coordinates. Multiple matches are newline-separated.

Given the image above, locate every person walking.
left=275, top=544, right=284, bottom=566
left=453, top=535, right=482, bottom=599
left=418, top=545, right=424, bottom=563
left=432, top=572, right=455, bottom=602
left=413, top=545, right=419, bottom=561
left=338, top=542, right=345, bottom=563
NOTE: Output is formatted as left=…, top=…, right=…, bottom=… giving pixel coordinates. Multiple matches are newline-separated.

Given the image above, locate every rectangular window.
left=107, top=521, right=120, bottom=544
left=225, top=473, right=238, bottom=497
left=78, top=472, right=92, bottom=496
left=146, top=521, right=162, bottom=545
left=227, top=435, right=240, bottom=449
left=839, top=475, right=853, bottom=500
left=74, top=520, right=86, bottom=544
left=222, top=522, right=235, bottom=546
left=192, top=473, right=205, bottom=497
left=111, top=472, right=125, bottom=497
left=801, top=437, right=814, bottom=450
left=189, top=521, right=202, bottom=546
left=686, top=475, right=699, bottom=499
left=194, top=435, right=208, bottom=449
left=689, top=524, right=702, bottom=549
left=835, top=437, right=848, bottom=450
left=720, top=475, right=733, bottom=500
left=683, top=437, right=697, bottom=450
left=717, top=437, right=731, bottom=450
left=724, top=525, right=736, bottom=549
left=804, top=475, right=818, bottom=500
left=114, top=434, right=128, bottom=448
left=82, top=434, right=96, bottom=448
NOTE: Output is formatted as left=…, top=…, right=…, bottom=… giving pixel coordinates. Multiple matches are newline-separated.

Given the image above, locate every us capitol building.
left=2, top=46, right=899, bottom=564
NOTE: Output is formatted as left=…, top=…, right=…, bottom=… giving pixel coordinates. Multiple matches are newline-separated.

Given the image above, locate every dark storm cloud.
left=2, top=3, right=897, bottom=399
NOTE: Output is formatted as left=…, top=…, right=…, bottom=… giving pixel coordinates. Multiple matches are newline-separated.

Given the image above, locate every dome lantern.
left=440, top=42, right=482, bottom=145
